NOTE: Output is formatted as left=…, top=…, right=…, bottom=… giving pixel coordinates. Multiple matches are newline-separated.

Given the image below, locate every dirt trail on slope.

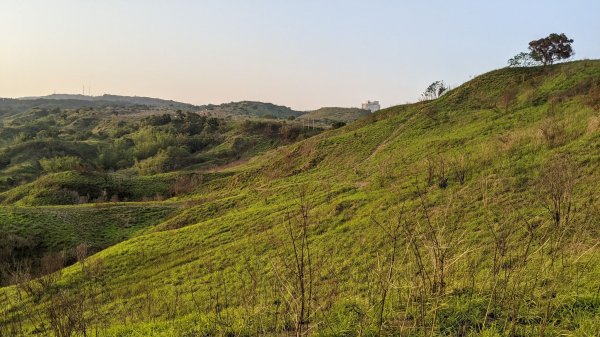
left=364, top=114, right=415, bottom=162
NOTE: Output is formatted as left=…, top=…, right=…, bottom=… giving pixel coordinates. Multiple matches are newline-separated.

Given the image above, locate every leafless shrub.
left=538, top=118, right=568, bottom=148
left=46, top=290, right=86, bottom=337
left=414, top=186, right=466, bottom=296
left=437, top=158, right=448, bottom=189
left=37, top=252, right=66, bottom=294
left=10, top=260, right=34, bottom=301
left=538, top=155, right=575, bottom=230
left=425, top=157, right=436, bottom=186
left=424, top=156, right=448, bottom=188
left=75, top=243, right=89, bottom=271
left=271, top=188, right=317, bottom=336
left=371, top=206, right=405, bottom=337
left=500, top=88, right=518, bottom=112
left=451, top=154, right=468, bottom=185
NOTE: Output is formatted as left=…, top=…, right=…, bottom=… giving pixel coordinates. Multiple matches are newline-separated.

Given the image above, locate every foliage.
left=507, top=51, right=538, bottom=67
left=39, top=156, right=82, bottom=173
left=529, top=33, right=574, bottom=66
left=421, top=80, right=448, bottom=100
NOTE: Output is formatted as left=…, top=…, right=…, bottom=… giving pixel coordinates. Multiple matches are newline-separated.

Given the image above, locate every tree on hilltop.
left=528, top=33, right=574, bottom=66
left=421, top=81, right=448, bottom=101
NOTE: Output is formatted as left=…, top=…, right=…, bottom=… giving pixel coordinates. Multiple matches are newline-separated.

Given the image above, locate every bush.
left=39, top=156, right=82, bottom=173
left=132, top=127, right=177, bottom=160
left=142, top=114, right=172, bottom=126
left=331, top=121, right=346, bottom=129
left=135, top=146, right=190, bottom=175
left=98, top=138, right=134, bottom=170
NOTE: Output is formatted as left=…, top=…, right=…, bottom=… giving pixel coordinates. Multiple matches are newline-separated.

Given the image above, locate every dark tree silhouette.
left=507, top=52, right=536, bottom=67
left=528, top=33, right=574, bottom=66
left=421, top=81, right=447, bottom=100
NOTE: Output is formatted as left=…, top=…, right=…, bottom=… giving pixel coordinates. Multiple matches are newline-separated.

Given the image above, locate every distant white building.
left=362, top=100, right=380, bottom=112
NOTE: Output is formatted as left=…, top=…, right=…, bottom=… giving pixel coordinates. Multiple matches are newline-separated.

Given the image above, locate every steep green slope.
left=1, top=61, right=600, bottom=336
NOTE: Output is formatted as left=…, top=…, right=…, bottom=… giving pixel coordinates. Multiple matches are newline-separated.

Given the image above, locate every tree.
left=528, top=33, right=574, bottom=66
left=507, top=52, right=537, bottom=67
left=421, top=81, right=448, bottom=101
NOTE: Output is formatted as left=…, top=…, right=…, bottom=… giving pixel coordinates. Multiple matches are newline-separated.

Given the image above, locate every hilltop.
left=197, top=101, right=301, bottom=119
left=196, top=102, right=372, bottom=124
left=3, top=95, right=371, bottom=126
left=1, top=60, right=599, bottom=336
left=18, top=94, right=198, bottom=109
left=297, top=107, right=371, bottom=124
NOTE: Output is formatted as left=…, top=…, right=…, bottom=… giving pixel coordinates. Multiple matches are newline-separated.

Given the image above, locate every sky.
left=1, top=1, right=599, bottom=110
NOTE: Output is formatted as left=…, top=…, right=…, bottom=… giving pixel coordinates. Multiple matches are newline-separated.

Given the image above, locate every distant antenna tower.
left=83, top=85, right=85, bottom=95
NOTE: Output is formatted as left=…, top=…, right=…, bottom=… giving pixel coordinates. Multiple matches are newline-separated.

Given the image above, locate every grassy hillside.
left=196, top=103, right=371, bottom=125
left=297, top=107, right=371, bottom=125
left=197, top=101, right=302, bottom=119
left=0, top=203, right=177, bottom=285
left=1, top=61, right=600, bottom=336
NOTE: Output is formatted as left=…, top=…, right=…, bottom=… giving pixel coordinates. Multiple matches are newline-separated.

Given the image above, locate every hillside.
left=16, top=94, right=198, bottom=110
left=1, top=60, right=600, bottom=336
left=297, top=107, right=371, bottom=125
left=0, top=104, right=323, bottom=193
left=0, top=203, right=177, bottom=285
left=197, top=101, right=302, bottom=119
left=196, top=102, right=371, bottom=125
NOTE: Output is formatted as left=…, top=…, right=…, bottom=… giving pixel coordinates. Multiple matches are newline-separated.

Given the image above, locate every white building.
left=362, top=100, right=380, bottom=112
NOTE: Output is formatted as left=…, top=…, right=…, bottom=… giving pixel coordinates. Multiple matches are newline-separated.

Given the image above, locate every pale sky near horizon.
left=1, top=1, right=599, bottom=110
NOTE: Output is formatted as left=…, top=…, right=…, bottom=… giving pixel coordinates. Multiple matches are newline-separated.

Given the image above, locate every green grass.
left=0, top=203, right=178, bottom=251
left=0, top=202, right=178, bottom=287
left=1, top=61, right=600, bottom=336
left=0, top=171, right=227, bottom=206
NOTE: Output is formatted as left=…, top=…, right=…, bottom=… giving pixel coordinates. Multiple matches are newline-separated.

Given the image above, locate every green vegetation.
left=0, top=102, right=322, bottom=193
left=297, top=107, right=371, bottom=125
left=198, top=101, right=302, bottom=119
left=196, top=102, right=372, bottom=125
left=0, top=203, right=177, bottom=285
left=0, top=61, right=599, bottom=336
left=508, top=33, right=575, bottom=67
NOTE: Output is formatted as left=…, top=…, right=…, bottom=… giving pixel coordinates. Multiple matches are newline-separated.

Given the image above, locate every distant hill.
left=15, top=94, right=198, bottom=109
left=197, top=101, right=302, bottom=119
left=297, top=107, right=371, bottom=124
left=196, top=102, right=370, bottom=124
left=5, top=96, right=370, bottom=125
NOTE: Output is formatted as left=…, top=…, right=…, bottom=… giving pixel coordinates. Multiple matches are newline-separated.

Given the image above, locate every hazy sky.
left=1, top=1, right=599, bottom=110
